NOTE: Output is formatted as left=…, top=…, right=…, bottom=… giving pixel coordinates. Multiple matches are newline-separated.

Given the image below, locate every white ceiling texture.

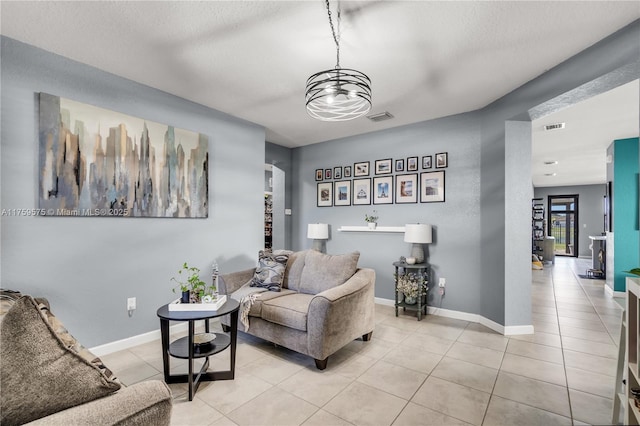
left=1, top=1, right=639, bottom=187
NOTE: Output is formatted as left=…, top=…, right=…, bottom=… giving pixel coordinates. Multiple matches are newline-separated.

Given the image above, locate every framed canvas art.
left=373, top=176, right=393, bottom=204
left=38, top=93, right=208, bottom=218
left=334, top=180, right=351, bottom=206
left=317, top=182, right=333, bottom=207
left=395, top=174, right=418, bottom=204
left=420, top=171, right=445, bottom=203
left=352, top=178, right=371, bottom=205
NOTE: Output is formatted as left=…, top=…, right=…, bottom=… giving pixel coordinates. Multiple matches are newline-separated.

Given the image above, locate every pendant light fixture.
left=305, top=0, right=372, bottom=121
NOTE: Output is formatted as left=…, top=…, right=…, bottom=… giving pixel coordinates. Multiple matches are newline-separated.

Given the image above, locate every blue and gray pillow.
left=250, top=250, right=290, bottom=292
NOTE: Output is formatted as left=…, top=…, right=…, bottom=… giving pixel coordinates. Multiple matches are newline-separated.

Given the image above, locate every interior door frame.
left=547, top=194, right=579, bottom=257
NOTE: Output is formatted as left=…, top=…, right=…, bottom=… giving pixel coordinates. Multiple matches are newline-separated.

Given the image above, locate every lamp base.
left=410, top=243, right=424, bottom=264
left=312, top=240, right=326, bottom=253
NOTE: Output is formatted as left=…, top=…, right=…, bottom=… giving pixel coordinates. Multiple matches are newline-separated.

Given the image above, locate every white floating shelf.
left=338, top=226, right=405, bottom=233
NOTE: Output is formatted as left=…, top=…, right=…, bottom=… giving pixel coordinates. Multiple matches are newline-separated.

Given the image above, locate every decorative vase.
left=396, top=292, right=404, bottom=304
left=368, top=222, right=377, bottom=230
left=404, top=295, right=417, bottom=305
left=181, top=290, right=190, bottom=304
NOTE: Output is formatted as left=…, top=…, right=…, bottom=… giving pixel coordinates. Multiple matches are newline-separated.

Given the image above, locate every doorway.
left=548, top=195, right=579, bottom=257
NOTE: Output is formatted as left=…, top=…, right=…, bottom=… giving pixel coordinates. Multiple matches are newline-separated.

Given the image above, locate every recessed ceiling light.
left=544, top=173, right=557, bottom=177
left=367, top=111, right=394, bottom=122
left=544, top=160, right=558, bottom=165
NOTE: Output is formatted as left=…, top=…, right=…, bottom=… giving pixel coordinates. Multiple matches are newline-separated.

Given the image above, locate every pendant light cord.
left=325, top=0, right=341, bottom=69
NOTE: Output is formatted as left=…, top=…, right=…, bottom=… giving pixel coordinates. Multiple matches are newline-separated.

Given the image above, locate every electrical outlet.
left=127, top=297, right=136, bottom=311
left=438, top=278, right=446, bottom=288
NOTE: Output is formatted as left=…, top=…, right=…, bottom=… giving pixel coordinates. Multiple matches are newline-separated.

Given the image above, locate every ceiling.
left=1, top=1, right=639, bottom=186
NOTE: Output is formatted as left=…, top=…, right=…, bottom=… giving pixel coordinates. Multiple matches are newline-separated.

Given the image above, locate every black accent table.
left=156, top=298, right=240, bottom=400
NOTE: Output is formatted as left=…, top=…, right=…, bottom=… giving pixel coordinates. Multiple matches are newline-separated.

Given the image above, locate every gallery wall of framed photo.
left=315, top=153, right=447, bottom=207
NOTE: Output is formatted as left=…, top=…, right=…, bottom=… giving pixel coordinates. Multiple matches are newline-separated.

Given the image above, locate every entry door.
left=548, top=195, right=579, bottom=257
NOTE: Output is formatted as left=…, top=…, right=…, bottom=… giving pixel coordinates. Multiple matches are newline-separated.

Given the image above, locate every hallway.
left=529, top=256, right=624, bottom=424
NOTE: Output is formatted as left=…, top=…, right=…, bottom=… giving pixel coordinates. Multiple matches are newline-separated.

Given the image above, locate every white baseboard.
left=92, top=298, right=534, bottom=355
left=377, top=297, right=533, bottom=336
left=604, top=284, right=626, bottom=298
left=90, top=322, right=188, bottom=356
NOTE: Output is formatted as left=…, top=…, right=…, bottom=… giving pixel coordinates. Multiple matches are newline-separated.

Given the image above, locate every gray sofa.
left=0, top=294, right=172, bottom=426
left=219, top=250, right=376, bottom=370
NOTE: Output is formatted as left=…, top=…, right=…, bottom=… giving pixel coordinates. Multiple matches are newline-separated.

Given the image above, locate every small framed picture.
left=352, top=178, right=371, bottom=205
left=420, top=171, right=445, bottom=203
left=422, top=155, right=432, bottom=169
left=373, top=176, right=393, bottom=204
left=334, top=180, right=351, bottom=206
left=395, top=174, right=418, bottom=204
left=407, top=157, right=418, bottom=171
left=395, top=159, right=405, bottom=173
left=343, top=166, right=352, bottom=178
left=317, top=182, right=333, bottom=207
left=325, top=169, right=332, bottom=180
left=354, top=161, right=370, bottom=177
left=333, top=166, right=342, bottom=180
left=436, top=152, right=448, bottom=168
left=375, top=159, right=392, bottom=175
left=315, top=169, right=323, bottom=181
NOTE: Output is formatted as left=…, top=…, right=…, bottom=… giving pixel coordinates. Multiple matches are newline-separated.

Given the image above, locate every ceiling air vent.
left=544, top=122, right=565, bottom=131
left=367, top=111, right=394, bottom=122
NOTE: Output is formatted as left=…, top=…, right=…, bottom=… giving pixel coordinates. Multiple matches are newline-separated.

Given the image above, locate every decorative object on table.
left=353, top=178, right=372, bottom=205
left=406, top=257, right=416, bottom=265
left=420, top=171, right=445, bottom=203
left=171, top=262, right=217, bottom=304
left=375, top=159, right=392, bottom=175
left=395, top=159, right=405, bottom=173
left=404, top=223, right=433, bottom=264
left=365, top=210, right=378, bottom=229
left=422, top=155, right=433, bottom=169
left=307, top=223, right=329, bottom=253
left=435, top=152, right=448, bottom=168
left=395, top=174, right=418, bottom=204
left=38, top=93, right=208, bottom=218
left=334, top=180, right=351, bottom=206
left=373, top=176, right=393, bottom=205
left=624, top=268, right=640, bottom=277
left=193, top=332, right=216, bottom=345
left=395, top=271, right=428, bottom=305
left=317, top=182, right=333, bottom=207
left=305, top=0, right=372, bottom=121
left=354, top=161, right=370, bottom=177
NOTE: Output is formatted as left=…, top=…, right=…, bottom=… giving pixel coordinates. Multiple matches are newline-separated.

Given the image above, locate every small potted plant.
left=365, top=210, right=379, bottom=229
left=171, top=262, right=216, bottom=303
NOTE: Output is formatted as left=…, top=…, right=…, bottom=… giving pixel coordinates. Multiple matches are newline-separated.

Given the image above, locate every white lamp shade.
left=307, top=223, right=329, bottom=240
left=404, top=224, right=432, bottom=243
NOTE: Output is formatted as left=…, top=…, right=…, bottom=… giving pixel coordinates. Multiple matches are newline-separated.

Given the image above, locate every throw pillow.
left=38, top=301, right=121, bottom=384
left=299, top=250, right=360, bottom=295
left=250, top=250, right=289, bottom=292
left=0, top=296, right=121, bottom=426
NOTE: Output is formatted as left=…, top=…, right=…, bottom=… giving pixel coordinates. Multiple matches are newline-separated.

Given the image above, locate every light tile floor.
left=102, top=257, right=624, bottom=425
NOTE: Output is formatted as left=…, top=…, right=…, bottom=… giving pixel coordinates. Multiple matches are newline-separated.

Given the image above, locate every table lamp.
left=307, top=223, right=329, bottom=253
left=404, top=224, right=432, bottom=264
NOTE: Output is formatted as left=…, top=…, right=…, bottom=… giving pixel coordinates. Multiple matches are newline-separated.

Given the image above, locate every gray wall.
left=534, top=184, right=606, bottom=257
left=0, top=37, right=266, bottom=347
left=292, top=113, right=483, bottom=314
left=291, top=20, right=639, bottom=327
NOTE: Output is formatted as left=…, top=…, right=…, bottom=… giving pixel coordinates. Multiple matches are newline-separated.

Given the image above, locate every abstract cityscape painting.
left=39, top=93, right=208, bottom=218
